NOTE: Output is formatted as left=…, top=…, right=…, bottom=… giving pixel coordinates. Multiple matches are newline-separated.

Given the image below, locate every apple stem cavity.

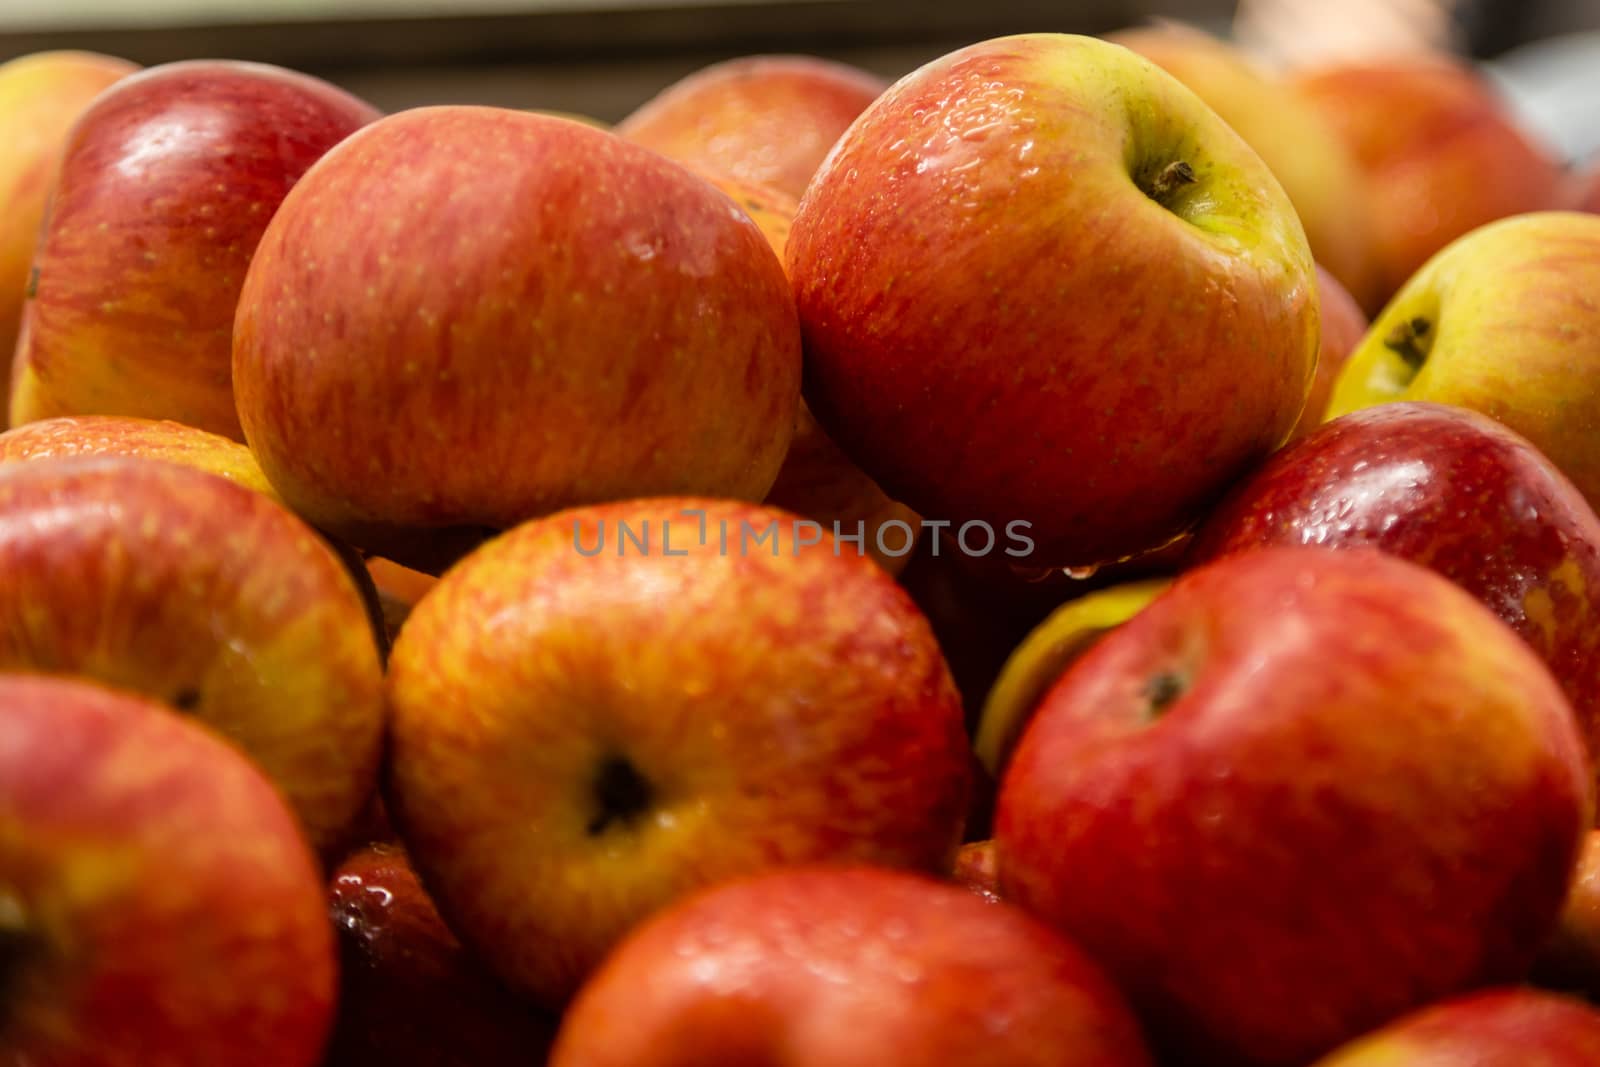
left=1140, top=160, right=1198, bottom=209
left=1383, top=316, right=1433, bottom=376
left=587, top=755, right=654, bottom=836
left=1143, top=670, right=1187, bottom=721
left=172, top=687, right=202, bottom=712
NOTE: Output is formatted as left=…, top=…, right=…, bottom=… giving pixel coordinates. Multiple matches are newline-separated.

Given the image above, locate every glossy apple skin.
left=0, top=674, right=335, bottom=1065
left=385, top=498, right=970, bottom=1007
left=1326, top=212, right=1600, bottom=513
left=616, top=55, right=886, bottom=200
left=0, top=414, right=276, bottom=496
left=1288, top=265, right=1368, bottom=440
left=1310, top=989, right=1600, bottom=1066
left=1110, top=24, right=1378, bottom=310
left=0, top=456, right=384, bottom=854
left=234, top=107, right=800, bottom=570
left=701, top=171, right=919, bottom=574
left=996, top=547, right=1592, bottom=1067
left=1191, top=402, right=1600, bottom=792
left=550, top=866, right=1154, bottom=1067
left=952, top=839, right=1003, bottom=904
left=1293, top=56, right=1563, bottom=310
left=0, top=51, right=136, bottom=410
left=790, top=33, right=1317, bottom=568
left=326, top=844, right=557, bottom=1067
left=1534, top=830, right=1600, bottom=996
left=10, top=60, right=378, bottom=438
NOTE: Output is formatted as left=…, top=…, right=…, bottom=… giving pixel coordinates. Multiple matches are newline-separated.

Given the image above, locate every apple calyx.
left=1143, top=670, right=1186, bottom=720
left=586, top=755, right=654, bottom=836
left=1140, top=159, right=1198, bottom=209
left=1383, top=316, right=1433, bottom=375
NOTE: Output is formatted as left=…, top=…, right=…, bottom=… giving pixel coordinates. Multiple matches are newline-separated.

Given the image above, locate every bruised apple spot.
left=586, top=755, right=654, bottom=837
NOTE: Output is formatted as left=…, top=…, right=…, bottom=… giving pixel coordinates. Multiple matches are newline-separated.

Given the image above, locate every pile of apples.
left=6, top=20, right=1600, bottom=1067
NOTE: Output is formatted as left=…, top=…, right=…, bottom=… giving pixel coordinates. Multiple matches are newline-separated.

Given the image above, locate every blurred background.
left=1, top=0, right=1596, bottom=160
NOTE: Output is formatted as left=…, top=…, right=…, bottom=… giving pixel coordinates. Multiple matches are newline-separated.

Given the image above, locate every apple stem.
left=1145, top=160, right=1197, bottom=206
left=1383, top=317, right=1432, bottom=373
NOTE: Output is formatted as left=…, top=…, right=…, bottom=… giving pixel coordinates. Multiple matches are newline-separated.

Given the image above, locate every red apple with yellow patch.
left=1292, top=54, right=1563, bottom=310
left=1535, top=830, right=1600, bottom=996
left=385, top=498, right=970, bottom=1007
left=616, top=55, right=886, bottom=200
left=0, top=673, right=335, bottom=1065
left=11, top=60, right=379, bottom=437
left=1310, top=989, right=1600, bottom=1066
left=550, top=866, right=1154, bottom=1067
left=997, top=547, right=1591, bottom=1066
left=0, top=456, right=384, bottom=853
left=0, top=50, right=136, bottom=411
left=0, top=413, right=276, bottom=496
left=789, top=33, right=1318, bottom=568
left=234, top=108, right=801, bottom=573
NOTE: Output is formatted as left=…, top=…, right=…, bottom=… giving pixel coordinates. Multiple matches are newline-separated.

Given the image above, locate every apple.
left=0, top=413, right=277, bottom=497
left=233, top=107, right=801, bottom=573
left=1109, top=23, right=1379, bottom=309
left=1534, top=830, right=1600, bottom=996
left=550, top=865, right=1155, bottom=1067
left=1325, top=211, right=1600, bottom=512
left=789, top=33, right=1318, bottom=569
left=0, top=673, right=335, bottom=1064
left=9, top=60, right=379, bottom=438
left=0, top=50, right=136, bottom=412
left=996, top=546, right=1592, bottom=1066
left=326, top=843, right=558, bottom=1066
left=0, top=456, right=385, bottom=854
left=1292, top=54, right=1564, bottom=310
left=365, top=556, right=439, bottom=645
left=385, top=497, right=970, bottom=1007
left=1289, top=265, right=1368, bottom=440
left=615, top=54, right=887, bottom=200
left=1309, top=988, right=1600, bottom=1066
left=1191, top=401, right=1600, bottom=792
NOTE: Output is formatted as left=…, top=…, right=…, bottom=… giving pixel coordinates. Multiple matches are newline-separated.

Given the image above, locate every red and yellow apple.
left=1535, top=830, right=1600, bottom=996
left=326, top=843, right=558, bottom=1066
left=997, top=547, right=1591, bottom=1066
left=616, top=54, right=886, bottom=200
left=550, top=866, right=1155, bottom=1067
left=1192, top=401, right=1600, bottom=792
left=385, top=498, right=970, bottom=1007
left=951, top=840, right=1003, bottom=904
left=0, top=673, right=335, bottom=1064
left=1292, top=54, right=1564, bottom=309
left=1326, top=211, right=1600, bottom=512
left=233, top=107, right=801, bottom=573
left=789, top=33, right=1318, bottom=568
left=1109, top=23, right=1379, bottom=308
left=0, top=50, right=136, bottom=411
left=1310, top=988, right=1600, bottom=1066
left=11, top=60, right=378, bottom=439
left=0, top=456, right=385, bottom=853
left=0, top=413, right=276, bottom=496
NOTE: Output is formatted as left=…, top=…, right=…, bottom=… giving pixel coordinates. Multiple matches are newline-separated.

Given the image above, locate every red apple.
left=789, top=33, right=1318, bottom=568
left=0, top=50, right=137, bottom=411
left=10, top=60, right=378, bottom=438
left=326, top=843, right=558, bottom=1066
left=550, top=865, right=1155, bottom=1067
left=1191, top=402, right=1600, bottom=792
left=1310, top=988, right=1600, bottom=1065
left=0, top=673, right=335, bottom=1064
left=1534, top=830, right=1600, bottom=996
left=1292, top=54, right=1564, bottom=310
left=1289, top=265, right=1368, bottom=440
left=616, top=55, right=886, bottom=200
left=385, top=498, right=970, bottom=1007
left=0, top=413, right=277, bottom=497
left=233, top=107, right=801, bottom=573
left=0, top=456, right=385, bottom=853
left=952, top=839, right=1003, bottom=904
left=996, top=547, right=1591, bottom=1066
